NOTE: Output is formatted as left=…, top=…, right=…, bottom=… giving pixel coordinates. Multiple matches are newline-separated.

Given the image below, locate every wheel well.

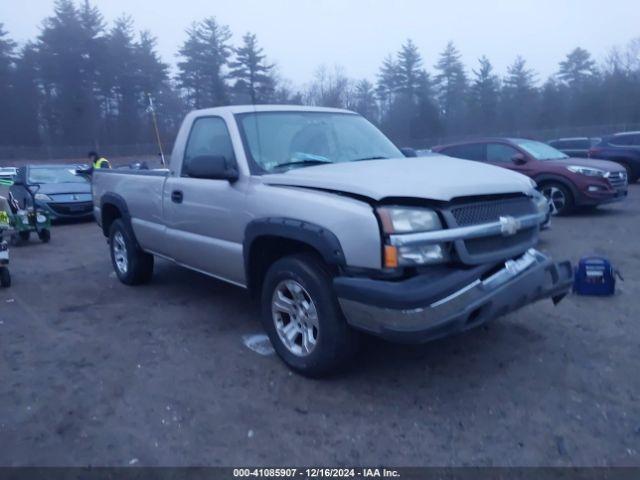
left=246, top=236, right=333, bottom=296
left=101, top=203, right=122, bottom=236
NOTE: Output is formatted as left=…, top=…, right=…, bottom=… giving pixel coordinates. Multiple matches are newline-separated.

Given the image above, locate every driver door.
left=163, top=116, right=248, bottom=286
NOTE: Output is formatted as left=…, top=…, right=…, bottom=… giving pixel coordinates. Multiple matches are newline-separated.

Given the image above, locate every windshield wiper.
left=272, top=159, right=333, bottom=171
left=352, top=156, right=390, bottom=162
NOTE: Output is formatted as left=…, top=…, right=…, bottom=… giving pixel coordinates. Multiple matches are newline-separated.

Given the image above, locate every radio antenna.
left=147, top=93, right=166, bottom=167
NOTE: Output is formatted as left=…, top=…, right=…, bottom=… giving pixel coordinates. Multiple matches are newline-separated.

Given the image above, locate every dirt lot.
left=1, top=184, right=639, bottom=467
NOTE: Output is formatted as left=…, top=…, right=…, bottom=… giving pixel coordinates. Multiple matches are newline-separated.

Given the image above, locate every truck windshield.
left=236, top=111, right=403, bottom=172
left=514, top=140, right=569, bottom=161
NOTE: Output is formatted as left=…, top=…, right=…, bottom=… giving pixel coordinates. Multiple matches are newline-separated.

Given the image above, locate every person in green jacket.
left=88, top=151, right=111, bottom=169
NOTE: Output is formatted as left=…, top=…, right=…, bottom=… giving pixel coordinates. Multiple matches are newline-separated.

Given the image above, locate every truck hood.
left=262, top=156, right=535, bottom=202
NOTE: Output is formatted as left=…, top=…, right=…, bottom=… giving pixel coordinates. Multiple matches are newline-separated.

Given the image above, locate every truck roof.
left=190, top=104, right=356, bottom=116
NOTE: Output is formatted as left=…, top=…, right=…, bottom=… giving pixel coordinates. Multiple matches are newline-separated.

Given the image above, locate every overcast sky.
left=2, top=0, right=638, bottom=87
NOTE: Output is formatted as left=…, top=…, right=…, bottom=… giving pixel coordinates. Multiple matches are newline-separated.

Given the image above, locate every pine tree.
left=229, top=32, right=275, bottom=104
left=106, top=16, right=139, bottom=143
left=0, top=23, right=16, bottom=145
left=434, top=41, right=467, bottom=133
left=500, top=56, right=538, bottom=132
left=468, top=56, right=500, bottom=134
left=177, top=17, right=232, bottom=109
left=376, top=54, right=400, bottom=113
left=558, top=47, right=597, bottom=87
left=12, top=44, right=41, bottom=145
left=396, top=39, right=425, bottom=99
left=353, top=79, right=378, bottom=121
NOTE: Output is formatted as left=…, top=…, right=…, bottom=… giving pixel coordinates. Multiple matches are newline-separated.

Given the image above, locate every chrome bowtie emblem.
left=499, top=215, right=521, bottom=236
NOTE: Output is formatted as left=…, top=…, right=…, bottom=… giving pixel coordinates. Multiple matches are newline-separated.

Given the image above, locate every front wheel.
left=260, top=253, right=359, bottom=377
left=540, top=182, right=574, bottom=216
left=109, top=219, right=154, bottom=285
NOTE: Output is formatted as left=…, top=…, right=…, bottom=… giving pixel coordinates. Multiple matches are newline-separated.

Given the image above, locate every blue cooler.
left=573, top=256, right=617, bottom=296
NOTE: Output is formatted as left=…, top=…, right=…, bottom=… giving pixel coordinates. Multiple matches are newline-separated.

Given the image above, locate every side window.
left=441, top=144, right=485, bottom=161
left=183, top=117, right=235, bottom=176
left=487, top=143, right=520, bottom=163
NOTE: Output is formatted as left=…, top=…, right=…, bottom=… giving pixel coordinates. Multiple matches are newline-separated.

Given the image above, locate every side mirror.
left=512, top=153, right=528, bottom=165
left=400, top=147, right=417, bottom=158
left=185, top=155, right=239, bottom=181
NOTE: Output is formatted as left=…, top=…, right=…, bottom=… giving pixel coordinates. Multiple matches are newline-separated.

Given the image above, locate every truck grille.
left=451, top=196, right=536, bottom=226
left=606, top=171, right=627, bottom=190
left=443, top=195, right=538, bottom=265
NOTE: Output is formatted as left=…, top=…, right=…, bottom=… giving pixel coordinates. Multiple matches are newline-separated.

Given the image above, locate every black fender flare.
left=243, top=217, right=346, bottom=285
left=100, top=192, right=132, bottom=236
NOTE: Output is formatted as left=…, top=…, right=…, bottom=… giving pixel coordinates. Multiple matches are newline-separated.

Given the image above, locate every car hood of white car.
left=262, top=156, right=535, bottom=202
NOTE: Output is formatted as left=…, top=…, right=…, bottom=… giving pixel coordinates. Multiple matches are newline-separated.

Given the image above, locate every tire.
left=18, top=231, right=30, bottom=243
left=540, top=182, right=574, bottom=216
left=38, top=229, right=51, bottom=243
left=109, top=219, right=154, bottom=285
left=0, top=267, right=10, bottom=288
left=260, top=253, right=359, bottom=377
left=622, top=164, right=638, bottom=183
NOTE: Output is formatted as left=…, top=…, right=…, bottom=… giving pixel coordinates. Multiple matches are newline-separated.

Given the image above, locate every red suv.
left=432, top=138, right=628, bottom=215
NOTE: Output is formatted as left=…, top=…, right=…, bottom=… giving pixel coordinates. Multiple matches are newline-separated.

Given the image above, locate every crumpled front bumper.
left=334, top=249, right=573, bottom=343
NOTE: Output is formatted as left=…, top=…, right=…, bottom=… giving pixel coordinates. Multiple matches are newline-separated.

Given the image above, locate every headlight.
left=567, top=166, right=606, bottom=177
left=377, top=207, right=447, bottom=267
left=35, top=193, right=52, bottom=201
left=377, top=206, right=442, bottom=234
left=36, top=214, right=47, bottom=224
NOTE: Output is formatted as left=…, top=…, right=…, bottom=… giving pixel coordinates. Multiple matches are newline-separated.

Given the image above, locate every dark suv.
left=432, top=138, right=628, bottom=215
left=548, top=137, right=600, bottom=158
left=588, top=132, right=640, bottom=183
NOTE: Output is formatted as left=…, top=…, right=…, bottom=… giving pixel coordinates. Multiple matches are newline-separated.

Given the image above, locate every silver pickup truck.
left=93, top=105, right=572, bottom=376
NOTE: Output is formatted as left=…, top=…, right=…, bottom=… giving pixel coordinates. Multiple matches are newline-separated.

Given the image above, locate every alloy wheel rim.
left=542, top=187, right=566, bottom=215
left=272, top=279, right=319, bottom=357
left=113, top=231, right=128, bottom=275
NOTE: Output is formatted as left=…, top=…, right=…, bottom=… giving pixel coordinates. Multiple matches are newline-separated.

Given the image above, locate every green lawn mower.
left=0, top=197, right=12, bottom=287
left=0, top=179, right=52, bottom=245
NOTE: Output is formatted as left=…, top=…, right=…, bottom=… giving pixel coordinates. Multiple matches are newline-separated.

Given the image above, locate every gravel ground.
left=0, top=184, right=639, bottom=467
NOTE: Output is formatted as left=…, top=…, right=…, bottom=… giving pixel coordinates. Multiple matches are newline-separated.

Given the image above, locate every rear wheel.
left=18, top=231, right=30, bottom=243
left=0, top=267, right=10, bottom=288
left=540, top=182, right=574, bottom=216
left=260, top=253, right=359, bottom=377
left=109, top=219, right=154, bottom=285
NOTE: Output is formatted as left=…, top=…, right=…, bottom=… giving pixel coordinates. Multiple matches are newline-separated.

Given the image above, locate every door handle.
left=171, top=190, right=183, bottom=203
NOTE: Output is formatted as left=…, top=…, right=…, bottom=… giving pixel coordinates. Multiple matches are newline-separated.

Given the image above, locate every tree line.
left=1, top=0, right=639, bottom=150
